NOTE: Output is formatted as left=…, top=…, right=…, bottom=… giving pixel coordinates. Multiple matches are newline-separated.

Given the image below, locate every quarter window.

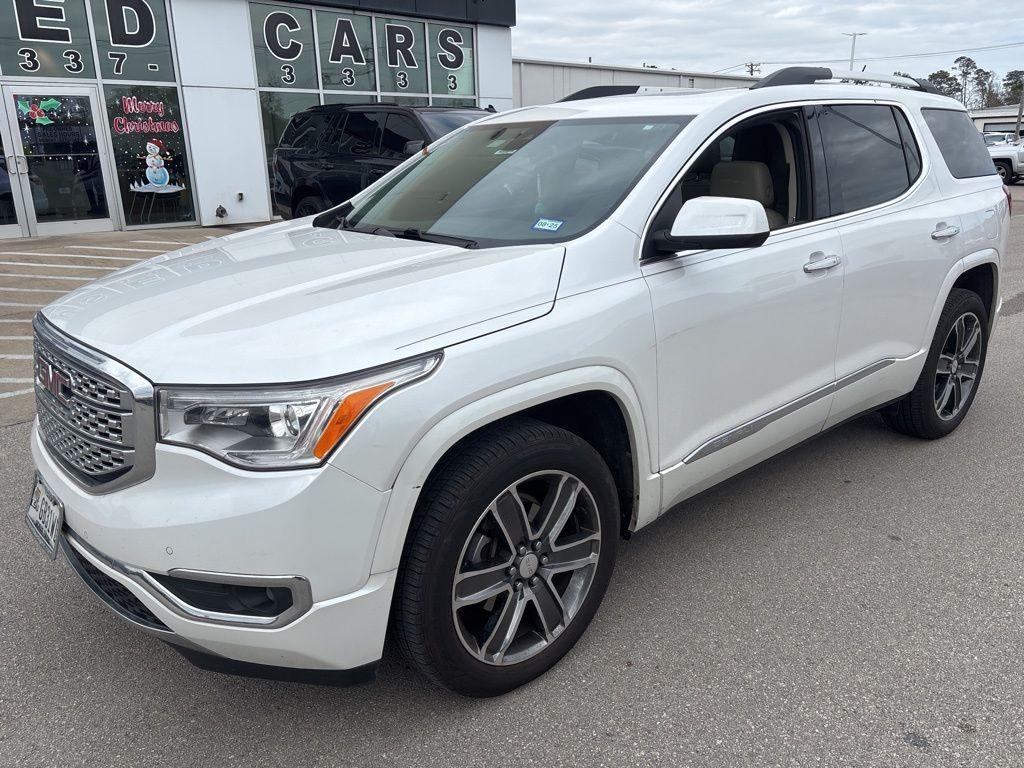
left=817, top=104, right=914, bottom=214
left=922, top=108, right=998, bottom=180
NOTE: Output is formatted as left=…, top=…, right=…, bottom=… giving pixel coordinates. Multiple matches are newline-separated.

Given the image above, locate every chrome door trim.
left=682, top=358, right=898, bottom=465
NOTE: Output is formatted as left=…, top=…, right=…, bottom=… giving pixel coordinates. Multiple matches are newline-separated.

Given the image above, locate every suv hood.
left=42, top=220, right=565, bottom=384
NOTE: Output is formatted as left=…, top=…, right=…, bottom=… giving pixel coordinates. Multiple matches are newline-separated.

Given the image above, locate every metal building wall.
left=512, top=58, right=756, bottom=107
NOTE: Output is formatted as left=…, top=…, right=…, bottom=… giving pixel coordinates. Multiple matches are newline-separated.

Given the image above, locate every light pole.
left=843, top=32, right=867, bottom=70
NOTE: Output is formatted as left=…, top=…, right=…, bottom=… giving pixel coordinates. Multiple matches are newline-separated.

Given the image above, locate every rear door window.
left=380, top=113, right=425, bottom=160
left=922, top=108, right=998, bottom=179
left=280, top=111, right=330, bottom=149
left=817, top=104, right=913, bottom=214
left=334, top=111, right=383, bottom=156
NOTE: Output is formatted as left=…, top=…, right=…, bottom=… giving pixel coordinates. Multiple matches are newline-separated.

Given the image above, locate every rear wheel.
left=881, top=288, right=988, bottom=439
left=994, top=161, right=1012, bottom=184
left=294, top=195, right=326, bottom=218
left=392, top=417, right=619, bottom=697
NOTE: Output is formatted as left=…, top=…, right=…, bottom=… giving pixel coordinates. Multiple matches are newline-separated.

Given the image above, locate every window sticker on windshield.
left=533, top=218, right=564, bottom=232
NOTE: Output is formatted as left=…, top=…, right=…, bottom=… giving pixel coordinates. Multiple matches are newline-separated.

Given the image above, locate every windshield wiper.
left=393, top=228, right=478, bottom=249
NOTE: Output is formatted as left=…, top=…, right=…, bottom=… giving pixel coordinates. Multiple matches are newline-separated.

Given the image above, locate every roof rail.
left=559, top=85, right=705, bottom=102
left=751, top=66, right=940, bottom=94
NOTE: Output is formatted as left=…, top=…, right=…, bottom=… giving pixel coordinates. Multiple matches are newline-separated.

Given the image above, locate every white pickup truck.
left=989, top=137, right=1023, bottom=184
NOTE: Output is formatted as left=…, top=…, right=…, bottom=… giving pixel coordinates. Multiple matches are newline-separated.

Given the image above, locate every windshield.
left=419, top=110, right=486, bottom=139
left=342, top=116, right=688, bottom=248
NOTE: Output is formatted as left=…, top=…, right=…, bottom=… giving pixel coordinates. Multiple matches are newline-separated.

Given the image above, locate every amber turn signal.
left=313, top=381, right=395, bottom=459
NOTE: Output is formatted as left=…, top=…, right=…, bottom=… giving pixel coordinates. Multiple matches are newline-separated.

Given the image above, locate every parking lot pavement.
left=2, top=192, right=1023, bottom=767
left=0, top=224, right=253, bottom=427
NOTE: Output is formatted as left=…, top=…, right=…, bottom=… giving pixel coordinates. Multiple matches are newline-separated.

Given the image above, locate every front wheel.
left=392, top=418, right=619, bottom=697
left=994, top=161, right=1012, bottom=184
left=881, top=288, right=988, bottom=439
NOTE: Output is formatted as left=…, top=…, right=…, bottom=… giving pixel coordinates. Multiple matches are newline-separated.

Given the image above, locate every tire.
left=881, top=288, right=989, bottom=439
left=994, top=161, right=1012, bottom=184
left=294, top=195, right=326, bottom=218
left=392, top=417, right=619, bottom=697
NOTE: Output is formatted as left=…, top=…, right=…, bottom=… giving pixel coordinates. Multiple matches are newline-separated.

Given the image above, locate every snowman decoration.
left=144, top=138, right=170, bottom=188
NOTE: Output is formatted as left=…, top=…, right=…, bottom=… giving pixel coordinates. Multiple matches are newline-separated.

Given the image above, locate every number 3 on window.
left=396, top=71, right=408, bottom=89
left=447, top=74, right=458, bottom=91
left=63, top=50, right=84, bottom=74
left=18, top=48, right=40, bottom=72
left=281, top=64, right=295, bottom=84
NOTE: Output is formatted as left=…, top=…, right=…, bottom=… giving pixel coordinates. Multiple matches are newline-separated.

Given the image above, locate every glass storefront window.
left=0, top=0, right=94, bottom=79
left=11, top=92, right=108, bottom=222
left=317, top=11, right=375, bottom=92
left=250, top=3, right=318, bottom=90
left=381, top=95, right=429, bottom=107
left=0, top=136, right=17, bottom=226
left=260, top=90, right=319, bottom=185
left=428, top=24, right=475, bottom=97
left=375, top=17, right=427, bottom=95
left=89, top=0, right=176, bottom=81
left=323, top=92, right=378, bottom=106
left=104, top=85, right=195, bottom=226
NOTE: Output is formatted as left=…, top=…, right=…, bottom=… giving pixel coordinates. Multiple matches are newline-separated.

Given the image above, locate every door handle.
left=931, top=225, right=960, bottom=241
left=3, top=156, right=15, bottom=174
left=804, top=253, right=841, bottom=273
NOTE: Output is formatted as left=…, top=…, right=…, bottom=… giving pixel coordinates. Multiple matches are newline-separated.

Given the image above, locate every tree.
left=1004, top=70, right=1024, bottom=105
left=926, top=69, right=962, bottom=99
left=972, top=68, right=1002, bottom=108
left=953, top=56, right=979, bottom=104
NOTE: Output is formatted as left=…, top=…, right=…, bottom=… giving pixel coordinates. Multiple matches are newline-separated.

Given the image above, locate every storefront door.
left=1, top=85, right=119, bottom=237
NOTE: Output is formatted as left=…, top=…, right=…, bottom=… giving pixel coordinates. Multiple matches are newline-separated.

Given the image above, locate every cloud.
left=511, top=0, right=1024, bottom=79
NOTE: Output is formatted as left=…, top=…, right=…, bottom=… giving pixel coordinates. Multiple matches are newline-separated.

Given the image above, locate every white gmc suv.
left=26, top=67, right=1011, bottom=696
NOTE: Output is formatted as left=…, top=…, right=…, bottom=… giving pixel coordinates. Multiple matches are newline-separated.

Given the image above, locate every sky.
left=511, top=1, right=1024, bottom=82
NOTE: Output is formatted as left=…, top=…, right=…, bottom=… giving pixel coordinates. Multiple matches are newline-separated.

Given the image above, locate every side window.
left=893, top=108, right=923, bottom=181
left=380, top=113, right=425, bottom=160
left=921, top=108, right=997, bottom=179
left=649, top=108, right=813, bottom=250
left=335, top=111, right=383, bottom=157
left=817, top=104, right=912, bottom=214
left=279, top=112, right=330, bottom=150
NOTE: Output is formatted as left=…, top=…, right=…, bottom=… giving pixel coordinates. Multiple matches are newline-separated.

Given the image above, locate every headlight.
left=157, top=354, right=440, bottom=469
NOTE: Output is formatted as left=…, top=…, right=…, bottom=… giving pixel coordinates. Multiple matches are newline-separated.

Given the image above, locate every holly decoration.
left=17, top=98, right=62, bottom=125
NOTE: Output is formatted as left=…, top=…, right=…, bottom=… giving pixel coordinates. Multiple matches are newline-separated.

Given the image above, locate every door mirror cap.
left=653, top=196, right=771, bottom=254
left=403, top=140, right=426, bottom=155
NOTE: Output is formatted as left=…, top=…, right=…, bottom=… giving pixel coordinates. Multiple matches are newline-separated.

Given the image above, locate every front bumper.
left=32, top=424, right=397, bottom=672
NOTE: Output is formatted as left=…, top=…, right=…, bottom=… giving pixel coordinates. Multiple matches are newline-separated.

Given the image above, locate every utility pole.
left=744, top=62, right=761, bottom=77
left=842, top=32, right=867, bottom=70
left=1015, top=92, right=1023, bottom=140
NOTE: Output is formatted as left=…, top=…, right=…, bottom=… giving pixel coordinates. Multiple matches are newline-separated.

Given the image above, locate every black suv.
left=272, top=104, right=485, bottom=219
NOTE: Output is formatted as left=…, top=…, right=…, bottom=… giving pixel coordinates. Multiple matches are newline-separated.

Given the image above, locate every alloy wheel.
left=451, top=471, right=602, bottom=666
left=934, top=312, right=982, bottom=421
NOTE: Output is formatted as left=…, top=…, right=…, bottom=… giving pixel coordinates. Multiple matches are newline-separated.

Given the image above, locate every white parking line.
left=132, top=239, right=192, bottom=246
left=0, top=287, right=66, bottom=294
left=0, top=336, right=31, bottom=341
left=0, top=319, right=32, bottom=323
left=0, top=388, right=33, bottom=398
left=0, top=302, right=45, bottom=308
left=65, top=245, right=164, bottom=253
left=0, top=353, right=33, bottom=359
left=0, top=251, right=143, bottom=262
left=0, top=377, right=33, bottom=383
left=0, top=261, right=117, bottom=271
left=0, top=273, right=91, bottom=282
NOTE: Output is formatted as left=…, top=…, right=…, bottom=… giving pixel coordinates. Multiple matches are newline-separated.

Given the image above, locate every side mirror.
left=403, top=140, right=426, bottom=155
left=652, top=196, right=771, bottom=254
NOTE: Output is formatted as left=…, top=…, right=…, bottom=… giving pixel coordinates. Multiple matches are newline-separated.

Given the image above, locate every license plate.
left=26, top=474, right=64, bottom=559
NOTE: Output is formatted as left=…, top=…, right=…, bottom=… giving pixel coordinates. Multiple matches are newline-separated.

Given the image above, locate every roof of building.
left=970, top=105, right=1024, bottom=117
left=511, top=56, right=757, bottom=83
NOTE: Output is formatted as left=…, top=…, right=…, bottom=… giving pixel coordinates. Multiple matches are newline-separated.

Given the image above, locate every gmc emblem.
left=37, top=361, right=71, bottom=404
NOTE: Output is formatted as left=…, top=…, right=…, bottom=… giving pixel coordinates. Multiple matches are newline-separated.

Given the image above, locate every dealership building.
left=0, top=0, right=754, bottom=239
left=0, top=0, right=517, bottom=238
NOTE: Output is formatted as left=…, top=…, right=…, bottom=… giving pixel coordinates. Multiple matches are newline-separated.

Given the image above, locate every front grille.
left=33, top=318, right=153, bottom=492
left=63, top=537, right=169, bottom=632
